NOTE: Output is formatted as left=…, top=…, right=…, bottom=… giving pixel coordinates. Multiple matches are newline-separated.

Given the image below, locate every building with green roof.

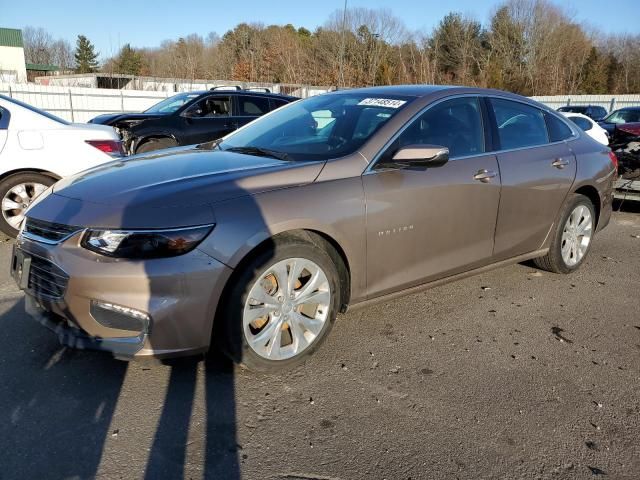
left=0, top=28, right=27, bottom=83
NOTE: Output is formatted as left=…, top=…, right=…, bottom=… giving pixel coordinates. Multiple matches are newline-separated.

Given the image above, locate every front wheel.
left=534, top=194, right=596, bottom=274
left=0, top=172, right=55, bottom=238
left=217, top=236, right=341, bottom=372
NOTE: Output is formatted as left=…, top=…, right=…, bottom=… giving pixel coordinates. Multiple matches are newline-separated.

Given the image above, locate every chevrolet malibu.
left=12, top=86, right=616, bottom=372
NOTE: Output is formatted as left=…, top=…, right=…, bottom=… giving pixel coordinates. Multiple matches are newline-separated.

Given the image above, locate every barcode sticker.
left=357, top=98, right=407, bottom=109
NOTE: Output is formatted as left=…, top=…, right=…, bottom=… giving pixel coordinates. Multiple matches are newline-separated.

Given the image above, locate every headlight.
left=81, top=224, right=214, bottom=259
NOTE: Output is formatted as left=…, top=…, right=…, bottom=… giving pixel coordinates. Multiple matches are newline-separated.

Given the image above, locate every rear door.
left=488, top=97, right=577, bottom=259
left=363, top=96, right=501, bottom=297
left=180, top=95, right=233, bottom=145
left=234, top=95, right=272, bottom=129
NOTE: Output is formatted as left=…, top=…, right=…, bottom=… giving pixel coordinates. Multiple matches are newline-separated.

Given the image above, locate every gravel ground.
left=0, top=206, right=638, bottom=480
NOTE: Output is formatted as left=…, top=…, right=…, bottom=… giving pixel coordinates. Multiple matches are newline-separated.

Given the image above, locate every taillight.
left=86, top=139, right=124, bottom=157
left=608, top=151, right=618, bottom=172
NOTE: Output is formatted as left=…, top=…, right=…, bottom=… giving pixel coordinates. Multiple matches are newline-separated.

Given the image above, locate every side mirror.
left=391, top=145, right=449, bottom=169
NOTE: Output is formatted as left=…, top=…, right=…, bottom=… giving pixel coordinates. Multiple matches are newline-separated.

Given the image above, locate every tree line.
left=23, top=0, right=640, bottom=95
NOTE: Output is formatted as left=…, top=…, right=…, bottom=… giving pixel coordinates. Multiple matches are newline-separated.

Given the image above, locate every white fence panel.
left=532, top=94, right=640, bottom=111
left=0, top=83, right=169, bottom=122
left=3, top=82, right=638, bottom=124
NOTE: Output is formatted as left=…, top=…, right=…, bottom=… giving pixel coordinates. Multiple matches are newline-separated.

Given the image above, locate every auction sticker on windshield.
left=357, top=98, right=407, bottom=109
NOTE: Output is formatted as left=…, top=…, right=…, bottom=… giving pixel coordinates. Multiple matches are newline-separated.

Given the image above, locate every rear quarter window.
left=545, top=113, right=574, bottom=141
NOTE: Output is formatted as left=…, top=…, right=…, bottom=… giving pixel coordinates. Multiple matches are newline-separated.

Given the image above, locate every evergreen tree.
left=74, top=35, right=99, bottom=73
left=116, top=44, right=143, bottom=75
left=580, top=47, right=607, bottom=94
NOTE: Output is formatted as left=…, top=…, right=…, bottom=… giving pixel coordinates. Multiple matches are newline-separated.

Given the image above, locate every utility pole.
left=338, top=0, right=348, bottom=89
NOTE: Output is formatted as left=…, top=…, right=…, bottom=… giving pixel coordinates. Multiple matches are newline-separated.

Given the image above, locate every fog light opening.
left=90, top=301, right=151, bottom=334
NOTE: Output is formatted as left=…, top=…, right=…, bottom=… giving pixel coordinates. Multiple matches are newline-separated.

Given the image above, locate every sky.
left=2, top=0, right=638, bottom=59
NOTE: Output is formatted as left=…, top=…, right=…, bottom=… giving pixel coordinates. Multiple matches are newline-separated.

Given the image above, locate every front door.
left=180, top=95, right=234, bottom=145
left=488, top=97, right=577, bottom=259
left=363, top=96, right=501, bottom=298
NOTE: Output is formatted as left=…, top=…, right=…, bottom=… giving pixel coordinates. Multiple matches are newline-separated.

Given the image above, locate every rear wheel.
left=217, top=235, right=341, bottom=372
left=0, top=172, right=55, bottom=238
left=534, top=194, right=596, bottom=274
left=135, top=137, right=177, bottom=154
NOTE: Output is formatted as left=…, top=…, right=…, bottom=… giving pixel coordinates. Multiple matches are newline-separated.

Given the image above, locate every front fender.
left=198, top=180, right=367, bottom=303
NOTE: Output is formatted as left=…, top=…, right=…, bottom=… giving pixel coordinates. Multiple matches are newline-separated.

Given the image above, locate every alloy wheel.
left=1, top=182, right=48, bottom=230
left=560, top=204, right=593, bottom=267
left=243, top=257, right=331, bottom=361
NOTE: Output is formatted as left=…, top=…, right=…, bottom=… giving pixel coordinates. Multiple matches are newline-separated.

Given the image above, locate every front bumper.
left=12, top=232, right=232, bottom=360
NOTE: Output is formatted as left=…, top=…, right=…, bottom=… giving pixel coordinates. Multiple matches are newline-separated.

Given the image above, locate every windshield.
left=144, top=93, right=202, bottom=114
left=218, top=92, right=413, bottom=161
left=603, top=109, right=640, bottom=124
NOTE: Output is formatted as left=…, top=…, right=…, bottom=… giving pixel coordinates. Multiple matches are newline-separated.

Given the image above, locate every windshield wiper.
left=225, top=146, right=290, bottom=160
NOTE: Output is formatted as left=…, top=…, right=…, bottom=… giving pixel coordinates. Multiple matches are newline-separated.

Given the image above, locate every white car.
left=561, top=112, right=609, bottom=146
left=0, top=95, right=123, bottom=236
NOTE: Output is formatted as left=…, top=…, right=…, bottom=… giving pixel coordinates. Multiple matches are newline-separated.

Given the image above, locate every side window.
left=311, top=109, right=337, bottom=137
left=568, top=116, right=592, bottom=132
left=0, top=107, right=9, bottom=129
left=389, top=97, right=485, bottom=159
left=185, top=96, right=230, bottom=118
left=490, top=98, right=548, bottom=149
left=270, top=98, right=289, bottom=111
left=238, top=96, right=271, bottom=116
left=545, top=113, right=574, bottom=141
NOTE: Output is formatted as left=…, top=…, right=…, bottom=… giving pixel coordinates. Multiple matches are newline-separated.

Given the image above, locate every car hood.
left=28, top=146, right=325, bottom=229
left=89, top=112, right=166, bottom=125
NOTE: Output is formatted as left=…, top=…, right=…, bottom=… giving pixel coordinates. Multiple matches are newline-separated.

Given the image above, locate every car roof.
left=617, top=106, right=640, bottom=111
left=331, top=84, right=536, bottom=102
left=560, top=112, right=594, bottom=122
left=182, top=90, right=297, bottom=100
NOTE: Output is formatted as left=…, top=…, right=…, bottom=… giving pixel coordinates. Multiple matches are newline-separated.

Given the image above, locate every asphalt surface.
left=0, top=206, right=639, bottom=480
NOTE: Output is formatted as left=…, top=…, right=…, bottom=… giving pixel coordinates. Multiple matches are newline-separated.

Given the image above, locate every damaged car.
left=89, top=87, right=297, bottom=154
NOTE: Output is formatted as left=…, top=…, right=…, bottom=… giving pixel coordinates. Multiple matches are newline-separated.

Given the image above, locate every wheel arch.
left=573, top=184, right=601, bottom=227
left=220, top=228, right=352, bottom=315
left=0, top=168, right=61, bottom=183
left=132, top=133, right=179, bottom=153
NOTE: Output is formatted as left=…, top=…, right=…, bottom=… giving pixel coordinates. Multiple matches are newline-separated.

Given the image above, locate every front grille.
left=24, top=218, right=81, bottom=243
left=28, top=255, right=69, bottom=300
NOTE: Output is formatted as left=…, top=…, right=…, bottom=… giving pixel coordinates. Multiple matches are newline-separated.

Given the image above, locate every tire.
left=534, top=193, right=596, bottom=274
left=216, top=234, right=342, bottom=373
left=0, top=172, right=56, bottom=238
left=135, top=137, right=177, bottom=154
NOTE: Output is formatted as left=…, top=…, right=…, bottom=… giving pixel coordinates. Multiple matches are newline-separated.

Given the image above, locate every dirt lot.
left=0, top=206, right=638, bottom=480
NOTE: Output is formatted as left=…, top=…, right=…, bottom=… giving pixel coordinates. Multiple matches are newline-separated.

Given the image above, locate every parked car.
left=557, top=105, right=608, bottom=121
left=561, top=112, right=609, bottom=145
left=0, top=95, right=123, bottom=237
left=89, top=87, right=297, bottom=154
left=598, top=106, right=640, bottom=134
left=13, top=86, right=616, bottom=371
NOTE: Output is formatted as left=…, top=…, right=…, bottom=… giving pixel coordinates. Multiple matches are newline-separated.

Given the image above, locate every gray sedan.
left=12, top=85, right=616, bottom=371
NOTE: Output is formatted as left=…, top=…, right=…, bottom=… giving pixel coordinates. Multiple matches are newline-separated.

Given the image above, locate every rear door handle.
left=473, top=169, right=498, bottom=183
left=552, top=158, right=569, bottom=169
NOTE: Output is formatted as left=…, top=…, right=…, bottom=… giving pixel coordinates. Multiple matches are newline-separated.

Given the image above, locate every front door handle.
left=473, top=169, right=498, bottom=183
left=552, top=158, right=569, bottom=169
